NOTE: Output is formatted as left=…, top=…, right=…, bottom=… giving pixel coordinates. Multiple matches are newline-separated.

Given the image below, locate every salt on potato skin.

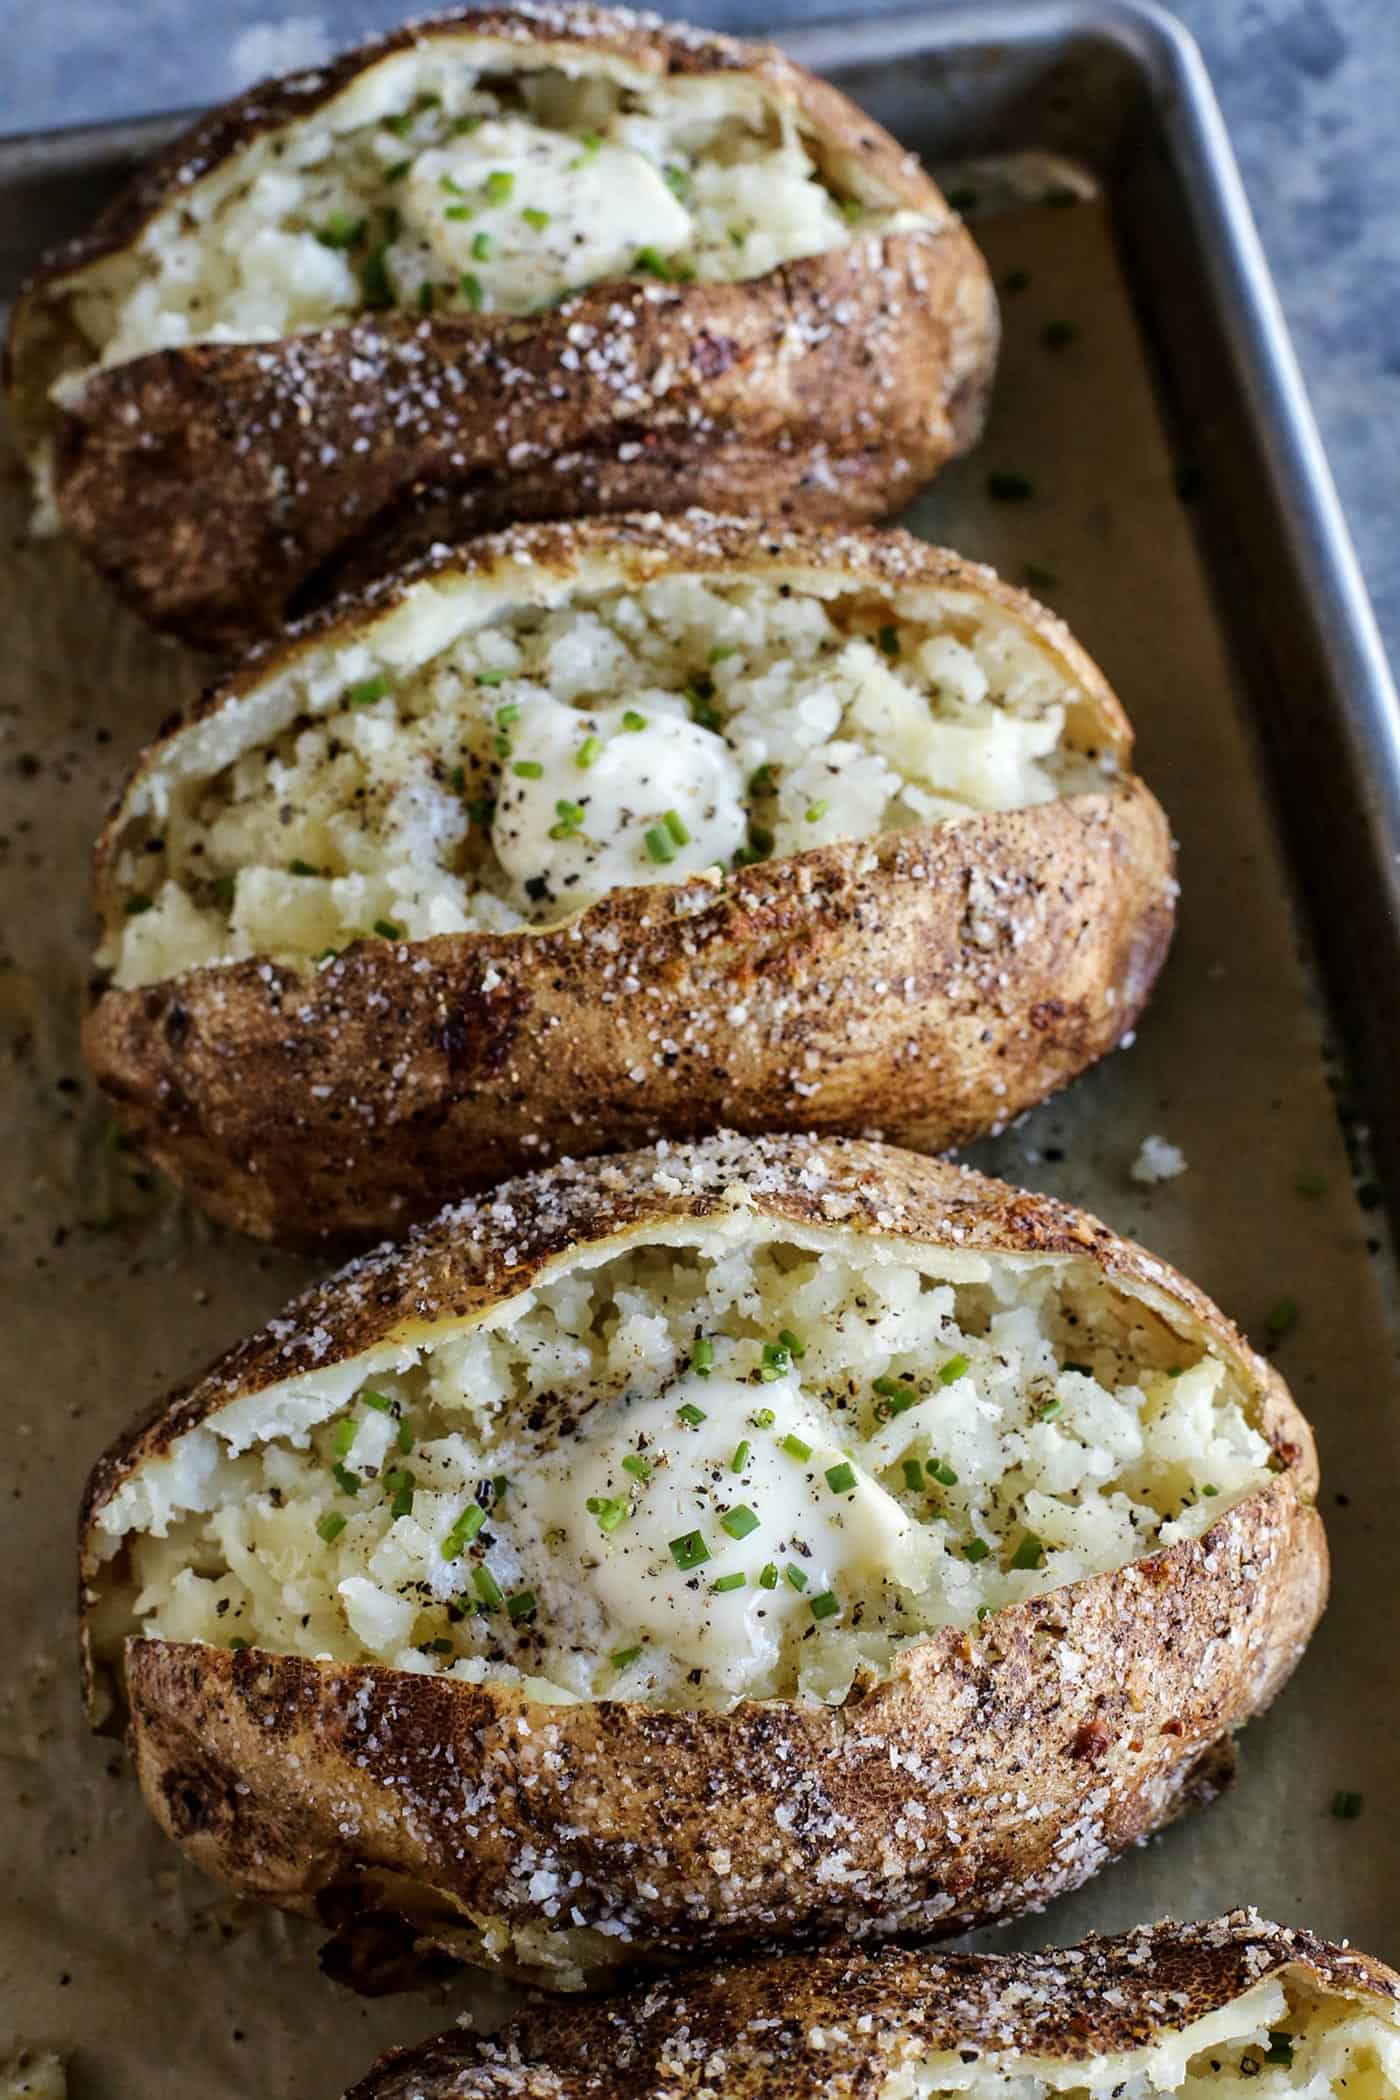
left=81, top=515, right=1177, bottom=1248
left=81, top=1134, right=1326, bottom=1994
left=343, top=1913, right=1400, bottom=2100
left=5, top=4, right=998, bottom=646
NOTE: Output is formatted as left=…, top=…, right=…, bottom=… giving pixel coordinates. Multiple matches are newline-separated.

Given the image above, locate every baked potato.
left=4, top=4, right=997, bottom=648
left=346, top=1913, right=1400, bottom=2099
left=80, top=1134, right=1326, bottom=1994
left=82, top=512, right=1175, bottom=1246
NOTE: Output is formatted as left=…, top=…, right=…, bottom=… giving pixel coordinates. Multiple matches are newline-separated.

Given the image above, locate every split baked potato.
left=5, top=4, right=997, bottom=647
left=347, top=1912, right=1400, bottom=2098
left=80, top=1134, right=1326, bottom=1993
left=83, top=513, right=1175, bottom=1246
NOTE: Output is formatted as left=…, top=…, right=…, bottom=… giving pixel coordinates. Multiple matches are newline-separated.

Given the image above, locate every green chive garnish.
left=780, top=1434, right=812, bottom=1462
left=521, top=206, right=551, bottom=229
left=288, top=857, right=320, bottom=876
left=678, top=1403, right=707, bottom=1429
left=347, top=674, right=389, bottom=707
left=441, top=1503, right=486, bottom=1558
left=712, top=1571, right=746, bottom=1593
left=1009, top=1532, right=1046, bottom=1571
left=513, top=760, right=543, bottom=779
left=778, top=1329, right=806, bottom=1360
left=507, top=1589, right=537, bottom=1622
left=124, top=895, right=154, bottom=916
left=805, top=801, right=829, bottom=823
left=963, top=1537, right=991, bottom=1562
left=621, top=710, right=648, bottom=731
left=784, top=1563, right=808, bottom=1591
left=484, top=169, right=515, bottom=202
left=332, top=1463, right=360, bottom=1497
left=610, top=1644, right=641, bottom=1668
left=669, top=1530, right=710, bottom=1572
left=644, top=825, right=676, bottom=864
left=586, top=1494, right=629, bottom=1534
left=759, top=1562, right=779, bottom=1589
left=576, top=734, right=602, bottom=770
left=825, top=1462, right=857, bottom=1495
left=720, top=1505, right=759, bottom=1540
left=760, top=1341, right=793, bottom=1382
left=877, top=624, right=900, bottom=658
left=396, top=1418, right=414, bottom=1454
left=373, top=919, right=404, bottom=940
left=663, top=808, right=690, bottom=845
left=317, top=1511, right=347, bottom=1543
left=471, top=230, right=494, bottom=259
left=1264, top=2037, right=1295, bottom=2068
left=730, top=1440, right=750, bottom=1474
left=473, top=1564, right=504, bottom=1607
left=460, top=272, right=484, bottom=308
left=927, top=1458, right=958, bottom=1487
left=902, top=1458, right=925, bottom=1492
left=692, top=1337, right=715, bottom=1376
left=332, top=1418, right=357, bottom=1456
left=751, top=1407, right=776, bottom=1429
left=361, top=1390, right=393, bottom=1413
left=809, top=1591, right=840, bottom=1621
left=621, top=1453, right=652, bottom=1482
left=939, top=1354, right=971, bottom=1386
left=388, top=1471, right=415, bottom=1519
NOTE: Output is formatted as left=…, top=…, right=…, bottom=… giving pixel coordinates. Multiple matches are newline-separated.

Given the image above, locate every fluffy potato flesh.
left=91, top=1218, right=1273, bottom=1710
left=104, top=566, right=1117, bottom=988
left=59, top=45, right=914, bottom=375
left=898, top=1983, right=1400, bottom=2100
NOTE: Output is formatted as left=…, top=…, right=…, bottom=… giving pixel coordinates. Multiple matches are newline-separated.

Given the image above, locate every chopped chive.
left=712, top=1571, right=746, bottom=1594
left=987, top=470, right=1035, bottom=502
left=692, top=1336, right=715, bottom=1376
left=586, top=1494, right=629, bottom=1534
left=441, top=1503, right=486, bottom=1558
left=902, top=1459, right=925, bottom=1492
left=780, top=1434, right=812, bottom=1463
left=553, top=797, right=585, bottom=825
left=927, top=1458, right=958, bottom=1487
left=315, top=946, right=339, bottom=963
left=621, top=709, right=648, bottom=731
left=373, top=918, right=404, bottom=940
left=621, top=1453, right=652, bottom=1483
left=211, top=874, right=237, bottom=907
left=730, top=1440, right=751, bottom=1475
left=805, top=800, right=829, bottom=823
left=568, top=129, right=602, bottom=169
left=784, top=1563, right=808, bottom=1591
left=576, top=734, right=603, bottom=770
left=778, top=1329, right=806, bottom=1361
left=361, top=1390, right=393, bottom=1413
left=668, top=1530, right=710, bottom=1572
left=491, top=1476, right=509, bottom=1504
left=1009, top=1531, right=1046, bottom=1571
left=1266, top=1296, right=1298, bottom=1338
left=663, top=808, right=690, bottom=846
left=424, top=1637, right=454, bottom=1655
left=460, top=271, right=484, bottom=309
left=385, top=158, right=412, bottom=184
left=521, top=206, right=551, bottom=229
left=748, top=763, right=777, bottom=798
left=507, top=1589, right=537, bottom=1622
left=759, top=1561, right=779, bottom=1589
left=389, top=1471, right=415, bottom=1520
left=709, top=643, right=738, bottom=662
left=228, top=1636, right=251, bottom=1652
left=472, top=1564, right=504, bottom=1608
left=1331, top=1790, right=1363, bottom=1819
left=677, top=1402, right=707, bottom=1429
left=1202, top=1482, right=1220, bottom=1496
left=1062, top=1361, right=1094, bottom=1377
left=810, top=1590, right=840, bottom=1621
left=1264, top=2037, right=1295, bottom=2069
left=466, top=797, right=495, bottom=826
left=644, top=825, right=676, bottom=864
left=610, top=1644, right=642, bottom=1668
left=877, top=623, right=900, bottom=658
left=439, top=172, right=466, bottom=197
left=317, top=1510, right=347, bottom=1543
left=124, top=895, right=154, bottom=916
left=663, top=163, right=690, bottom=199
left=839, top=197, right=864, bottom=223
left=633, top=245, right=674, bottom=277
left=360, top=242, right=394, bottom=308
left=396, top=1418, right=414, bottom=1454
left=873, top=1376, right=917, bottom=1418
left=451, top=113, right=482, bottom=136
left=513, top=760, right=544, bottom=780
left=761, top=1341, right=793, bottom=1382
left=332, top=1417, right=358, bottom=1456
left=484, top=169, right=515, bottom=202
left=825, top=1461, right=857, bottom=1496
left=720, top=1504, right=760, bottom=1540
left=938, top=1354, right=970, bottom=1386
left=347, top=674, right=389, bottom=707
left=383, top=112, right=413, bottom=138
left=1037, top=1399, right=1063, bottom=1421
left=479, top=672, right=511, bottom=692
left=288, top=857, right=320, bottom=876
left=963, top=1536, right=991, bottom=1562
left=316, top=211, right=366, bottom=249
left=750, top=1407, right=776, bottom=1429
left=332, top=1463, right=361, bottom=1497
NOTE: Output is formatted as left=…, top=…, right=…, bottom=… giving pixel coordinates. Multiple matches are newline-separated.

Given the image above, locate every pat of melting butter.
left=529, top=1373, right=933, bottom=1674
left=400, top=118, right=692, bottom=309
left=491, top=694, right=746, bottom=910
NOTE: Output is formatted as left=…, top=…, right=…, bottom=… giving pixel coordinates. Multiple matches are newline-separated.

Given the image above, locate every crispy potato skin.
left=348, top=1915, right=1400, bottom=2100
left=81, top=1138, right=1326, bottom=1992
left=5, top=8, right=997, bottom=647
left=81, top=516, right=1173, bottom=1248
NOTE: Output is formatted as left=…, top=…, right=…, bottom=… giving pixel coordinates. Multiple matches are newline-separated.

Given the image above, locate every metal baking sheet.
left=3, top=5, right=1399, bottom=2094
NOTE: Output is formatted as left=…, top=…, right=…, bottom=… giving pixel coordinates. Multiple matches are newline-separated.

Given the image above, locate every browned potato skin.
left=81, top=516, right=1175, bottom=1249
left=4, top=7, right=998, bottom=648
left=81, top=1138, right=1327, bottom=1994
left=348, top=1915, right=1400, bottom=2100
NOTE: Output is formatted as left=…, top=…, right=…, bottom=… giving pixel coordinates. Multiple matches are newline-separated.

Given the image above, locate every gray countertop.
left=2, top=0, right=1396, bottom=674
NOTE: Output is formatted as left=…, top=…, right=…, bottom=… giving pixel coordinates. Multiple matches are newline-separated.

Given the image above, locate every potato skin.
left=348, top=1914, right=1400, bottom=2100
left=81, top=515, right=1174, bottom=1249
left=81, top=1137, right=1326, bottom=1994
left=5, top=7, right=997, bottom=647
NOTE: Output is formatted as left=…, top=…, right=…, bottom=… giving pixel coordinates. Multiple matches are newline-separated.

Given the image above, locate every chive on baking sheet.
left=2, top=190, right=1398, bottom=2100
